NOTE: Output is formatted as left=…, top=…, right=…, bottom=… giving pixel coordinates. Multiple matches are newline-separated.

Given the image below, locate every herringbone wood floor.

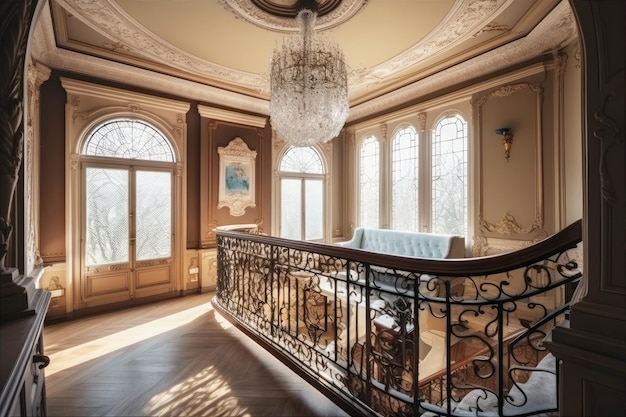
left=43, top=292, right=350, bottom=417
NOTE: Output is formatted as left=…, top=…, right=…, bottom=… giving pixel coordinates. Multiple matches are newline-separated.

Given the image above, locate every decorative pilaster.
left=0, top=0, right=39, bottom=321
left=547, top=1, right=626, bottom=415
left=25, top=62, right=51, bottom=273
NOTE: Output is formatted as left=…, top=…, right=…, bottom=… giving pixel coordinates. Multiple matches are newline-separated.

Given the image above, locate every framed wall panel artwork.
left=217, top=137, right=256, bottom=216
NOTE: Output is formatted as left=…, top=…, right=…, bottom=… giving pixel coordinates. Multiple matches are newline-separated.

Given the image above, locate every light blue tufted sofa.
left=335, top=228, right=467, bottom=370
left=335, top=227, right=465, bottom=300
left=337, top=227, right=465, bottom=259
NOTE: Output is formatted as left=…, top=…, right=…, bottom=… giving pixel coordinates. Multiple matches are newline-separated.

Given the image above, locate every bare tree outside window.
left=279, top=147, right=325, bottom=241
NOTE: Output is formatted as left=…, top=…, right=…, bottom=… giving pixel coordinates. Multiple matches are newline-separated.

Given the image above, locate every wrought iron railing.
left=213, top=220, right=582, bottom=417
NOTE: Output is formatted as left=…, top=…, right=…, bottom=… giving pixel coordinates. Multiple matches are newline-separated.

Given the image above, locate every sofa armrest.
left=336, top=227, right=364, bottom=248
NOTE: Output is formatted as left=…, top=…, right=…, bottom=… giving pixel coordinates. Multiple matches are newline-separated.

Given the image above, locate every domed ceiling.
left=32, top=0, right=575, bottom=120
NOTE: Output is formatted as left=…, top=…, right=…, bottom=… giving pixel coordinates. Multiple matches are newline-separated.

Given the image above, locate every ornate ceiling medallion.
left=251, top=0, right=342, bottom=18
left=218, top=0, right=369, bottom=33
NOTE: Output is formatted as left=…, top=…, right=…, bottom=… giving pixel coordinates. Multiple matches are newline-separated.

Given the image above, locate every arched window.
left=391, top=126, right=418, bottom=231
left=431, top=114, right=468, bottom=236
left=359, top=135, right=380, bottom=228
left=83, top=119, right=174, bottom=162
left=278, top=146, right=325, bottom=241
left=81, top=118, right=175, bottom=267
left=356, top=115, right=468, bottom=237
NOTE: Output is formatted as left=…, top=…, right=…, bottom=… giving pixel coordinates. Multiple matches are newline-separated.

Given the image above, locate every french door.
left=81, top=162, right=174, bottom=305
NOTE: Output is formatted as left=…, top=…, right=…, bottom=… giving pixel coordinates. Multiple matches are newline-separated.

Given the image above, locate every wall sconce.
left=495, top=128, right=514, bottom=161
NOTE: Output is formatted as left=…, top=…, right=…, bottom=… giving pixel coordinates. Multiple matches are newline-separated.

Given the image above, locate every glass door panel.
left=85, top=167, right=129, bottom=266
left=305, top=179, right=323, bottom=241
left=135, top=170, right=172, bottom=261
left=280, top=178, right=302, bottom=239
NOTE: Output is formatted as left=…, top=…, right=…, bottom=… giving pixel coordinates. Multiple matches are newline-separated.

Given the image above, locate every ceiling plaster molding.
left=55, top=0, right=263, bottom=91
left=217, top=0, right=369, bottom=33
left=32, top=7, right=269, bottom=115
left=350, top=0, right=507, bottom=85
left=34, top=0, right=577, bottom=122
left=353, top=62, right=546, bottom=132
left=54, top=0, right=512, bottom=99
left=347, top=0, right=577, bottom=122
left=29, top=1, right=55, bottom=60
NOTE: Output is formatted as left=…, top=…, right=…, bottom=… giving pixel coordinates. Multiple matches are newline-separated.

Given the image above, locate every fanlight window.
left=279, top=146, right=324, bottom=174
left=82, top=119, right=174, bottom=162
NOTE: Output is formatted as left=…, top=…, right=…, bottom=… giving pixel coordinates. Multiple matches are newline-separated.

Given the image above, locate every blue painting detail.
left=225, top=162, right=249, bottom=194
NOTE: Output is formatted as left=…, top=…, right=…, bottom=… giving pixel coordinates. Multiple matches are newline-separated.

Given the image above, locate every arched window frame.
left=430, top=112, right=469, bottom=238
left=81, top=118, right=177, bottom=162
left=354, top=112, right=469, bottom=241
left=62, top=77, right=190, bottom=312
left=274, top=144, right=330, bottom=242
left=357, top=134, right=380, bottom=229
left=389, top=124, right=419, bottom=232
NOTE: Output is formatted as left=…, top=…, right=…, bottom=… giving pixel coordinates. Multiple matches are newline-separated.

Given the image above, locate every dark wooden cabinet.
left=0, top=287, right=51, bottom=417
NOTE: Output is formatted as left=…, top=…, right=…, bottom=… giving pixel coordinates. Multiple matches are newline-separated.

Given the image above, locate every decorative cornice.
left=348, top=0, right=576, bottom=122
left=33, top=0, right=577, bottom=123
left=473, top=82, right=541, bottom=108
left=56, top=0, right=263, bottom=90
left=198, top=105, right=267, bottom=128
left=33, top=3, right=269, bottom=115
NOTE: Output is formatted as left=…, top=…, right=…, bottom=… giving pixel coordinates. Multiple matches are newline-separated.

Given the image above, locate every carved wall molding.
left=479, top=211, right=546, bottom=237
left=474, top=211, right=547, bottom=257
left=416, top=112, right=427, bottom=132
left=594, top=92, right=622, bottom=204
left=25, top=62, right=51, bottom=272
left=473, top=76, right=546, bottom=257
left=474, top=81, right=542, bottom=106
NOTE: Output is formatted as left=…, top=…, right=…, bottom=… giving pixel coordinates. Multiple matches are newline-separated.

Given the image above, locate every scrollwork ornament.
left=0, top=0, right=37, bottom=270
left=594, top=92, right=623, bottom=203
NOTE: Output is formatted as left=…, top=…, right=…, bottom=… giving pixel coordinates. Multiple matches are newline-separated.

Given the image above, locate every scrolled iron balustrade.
left=213, top=221, right=582, bottom=417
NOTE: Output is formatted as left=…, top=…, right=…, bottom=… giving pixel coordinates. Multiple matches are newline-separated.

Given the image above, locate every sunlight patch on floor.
left=46, top=302, right=214, bottom=376
left=145, top=365, right=250, bottom=417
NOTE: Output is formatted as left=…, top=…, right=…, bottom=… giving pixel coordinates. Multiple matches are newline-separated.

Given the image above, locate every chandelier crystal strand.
left=270, top=7, right=349, bottom=147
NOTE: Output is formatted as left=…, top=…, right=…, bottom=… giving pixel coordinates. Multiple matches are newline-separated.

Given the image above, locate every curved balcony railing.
left=213, top=220, right=582, bottom=417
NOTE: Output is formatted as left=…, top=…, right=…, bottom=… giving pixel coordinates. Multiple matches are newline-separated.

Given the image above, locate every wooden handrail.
left=215, top=219, right=582, bottom=277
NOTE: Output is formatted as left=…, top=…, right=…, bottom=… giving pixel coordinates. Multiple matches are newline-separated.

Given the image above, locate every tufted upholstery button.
left=337, top=227, right=465, bottom=259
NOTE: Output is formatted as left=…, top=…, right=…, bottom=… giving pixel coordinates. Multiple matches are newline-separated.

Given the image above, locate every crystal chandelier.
left=270, top=0, right=349, bottom=147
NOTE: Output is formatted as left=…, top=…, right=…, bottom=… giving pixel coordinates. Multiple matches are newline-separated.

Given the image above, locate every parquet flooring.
left=43, top=292, right=350, bottom=417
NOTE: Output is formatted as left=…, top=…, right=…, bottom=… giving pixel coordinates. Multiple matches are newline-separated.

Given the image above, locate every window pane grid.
left=391, top=126, right=418, bottom=231
left=279, top=147, right=323, bottom=173
left=359, top=136, right=379, bottom=228
left=83, top=119, right=174, bottom=162
left=432, top=116, right=468, bottom=236
left=85, top=167, right=129, bottom=266
left=279, top=147, right=325, bottom=241
left=136, top=171, right=172, bottom=261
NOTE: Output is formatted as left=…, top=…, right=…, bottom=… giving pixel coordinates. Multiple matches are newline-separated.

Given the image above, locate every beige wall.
left=344, top=54, right=583, bottom=257
left=36, top=46, right=583, bottom=318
